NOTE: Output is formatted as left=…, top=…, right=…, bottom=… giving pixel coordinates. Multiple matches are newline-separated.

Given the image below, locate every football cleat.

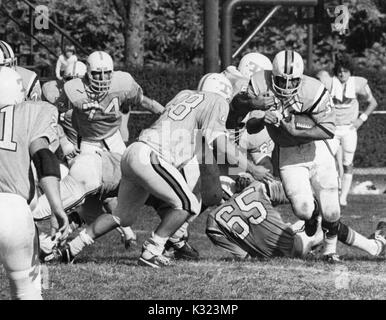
left=50, top=244, right=76, bottom=264
left=369, top=220, right=386, bottom=256
left=164, top=240, right=200, bottom=261
left=138, top=249, right=172, bottom=268
left=322, top=253, right=342, bottom=264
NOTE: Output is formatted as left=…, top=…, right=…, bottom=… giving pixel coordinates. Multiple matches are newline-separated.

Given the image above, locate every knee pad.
left=343, top=164, right=354, bottom=174
left=7, top=265, right=42, bottom=300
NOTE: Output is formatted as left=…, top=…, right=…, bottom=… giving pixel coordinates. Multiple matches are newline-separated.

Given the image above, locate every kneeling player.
left=207, top=179, right=386, bottom=260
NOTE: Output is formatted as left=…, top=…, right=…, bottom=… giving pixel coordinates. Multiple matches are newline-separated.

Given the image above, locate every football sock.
left=169, top=222, right=189, bottom=248
left=338, top=222, right=381, bottom=256
left=69, top=229, right=94, bottom=256
left=7, top=266, right=42, bottom=300
left=322, top=220, right=340, bottom=255
left=144, top=233, right=168, bottom=256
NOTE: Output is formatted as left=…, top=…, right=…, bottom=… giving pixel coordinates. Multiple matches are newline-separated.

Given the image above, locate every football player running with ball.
left=234, top=50, right=341, bottom=263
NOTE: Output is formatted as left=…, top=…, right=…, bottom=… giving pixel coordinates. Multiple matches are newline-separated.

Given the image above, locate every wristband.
left=359, top=113, right=368, bottom=122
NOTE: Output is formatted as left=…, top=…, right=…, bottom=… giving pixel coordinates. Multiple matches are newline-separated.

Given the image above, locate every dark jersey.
left=210, top=181, right=294, bottom=258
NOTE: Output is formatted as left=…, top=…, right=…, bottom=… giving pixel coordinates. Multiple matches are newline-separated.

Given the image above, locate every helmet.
left=0, top=40, right=17, bottom=68
left=238, top=52, right=272, bottom=79
left=197, top=73, right=233, bottom=102
left=0, top=67, right=25, bottom=107
left=271, top=50, right=304, bottom=97
left=86, top=51, right=114, bottom=93
left=63, top=61, right=87, bottom=81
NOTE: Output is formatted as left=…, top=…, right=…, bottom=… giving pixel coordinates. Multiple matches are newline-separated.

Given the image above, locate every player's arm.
left=141, top=95, right=165, bottom=115
left=353, top=82, right=378, bottom=129
left=213, top=134, right=274, bottom=183
left=30, top=137, right=69, bottom=241
left=281, top=89, right=335, bottom=140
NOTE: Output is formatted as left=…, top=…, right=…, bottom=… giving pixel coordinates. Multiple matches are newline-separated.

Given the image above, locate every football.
left=292, top=113, right=316, bottom=130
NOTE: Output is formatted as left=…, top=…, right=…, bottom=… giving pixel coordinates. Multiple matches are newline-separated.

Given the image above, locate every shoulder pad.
left=64, top=78, right=86, bottom=103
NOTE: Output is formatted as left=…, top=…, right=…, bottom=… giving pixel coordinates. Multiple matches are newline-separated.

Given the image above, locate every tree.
left=111, top=0, right=145, bottom=68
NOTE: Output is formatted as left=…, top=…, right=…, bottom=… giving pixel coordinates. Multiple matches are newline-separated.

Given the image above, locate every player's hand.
left=235, top=175, right=252, bottom=193
left=248, top=165, right=274, bottom=183
left=264, top=110, right=280, bottom=125
left=251, top=93, right=276, bottom=111
left=352, top=118, right=363, bottom=130
left=280, top=114, right=298, bottom=135
left=65, top=146, right=80, bottom=160
left=50, top=209, right=70, bottom=244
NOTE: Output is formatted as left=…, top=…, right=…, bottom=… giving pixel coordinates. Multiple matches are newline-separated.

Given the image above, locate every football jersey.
left=42, top=80, right=77, bottom=144
left=139, top=90, right=229, bottom=168
left=0, top=101, right=58, bottom=202
left=222, top=66, right=249, bottom=98
left=212, top=181, right=294, bottom=258
left=325, top=76, right=368, bottom=126
left=15, top=66, right=42, bottom=101
left=250, top=70, right=335, bottom=147
left=64, top=71, right=143, bottom=141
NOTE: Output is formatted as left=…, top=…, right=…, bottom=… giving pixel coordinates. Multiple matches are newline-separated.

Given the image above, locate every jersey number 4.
left=0, top=105, right=17, bottom=151
left=215, top=186, right=267, bottom=240
left=168, top=93, right=204, bottom=121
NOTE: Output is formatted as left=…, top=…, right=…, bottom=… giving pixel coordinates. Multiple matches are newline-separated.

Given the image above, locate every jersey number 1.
left=0, top=105, right=17, bottom=151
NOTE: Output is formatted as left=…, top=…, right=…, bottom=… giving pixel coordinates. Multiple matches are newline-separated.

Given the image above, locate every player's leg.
left=115, top=143, right=201, bottom=267
left=312, top=141, right=341, bottom=261
left=339, top=127, right=357, bottom=206
left=165, top=157, right=201, bottom=260
left=206, top=210, right=249, bottom=259
left=279, top=164, right=319, bottom=236
left=0, top=193, right=42, bottom=300
left=338, top=221, right=385, bottom=256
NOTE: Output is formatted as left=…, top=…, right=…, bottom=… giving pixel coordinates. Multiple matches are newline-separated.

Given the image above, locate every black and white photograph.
left=0, top=0, right=386, bottom=304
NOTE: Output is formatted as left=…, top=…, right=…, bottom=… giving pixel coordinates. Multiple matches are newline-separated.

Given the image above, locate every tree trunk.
left=125, top=0, right=145, bottom=68
left=111, top=0, right=145, bottom=68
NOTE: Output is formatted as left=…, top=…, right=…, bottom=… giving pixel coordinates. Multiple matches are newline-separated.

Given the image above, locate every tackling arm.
left=30, top=137, right=69, bottom=241
left=213, top=134, right=274, bottom=183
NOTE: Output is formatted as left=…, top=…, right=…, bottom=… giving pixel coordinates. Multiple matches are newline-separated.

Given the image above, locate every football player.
left=166, top=53, right=276, bottom=259
left=234, top=50, right=341, bottom=262
left=316, top=57, right=378, bottom=206
left=0, top=40, right=42, bottom=101
left=0, top=67, right=69, bottom=300
left=53, top=73, right=274, bottom=268
left=207, top=177, right=386, bottom=260
left=64, top=51, right=164, bottom=154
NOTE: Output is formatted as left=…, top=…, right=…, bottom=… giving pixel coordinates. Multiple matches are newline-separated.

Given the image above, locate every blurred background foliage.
left=1, top=0, right=385, bottom=71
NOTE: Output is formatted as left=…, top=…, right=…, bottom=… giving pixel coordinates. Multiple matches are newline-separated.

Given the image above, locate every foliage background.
left=1, top=0, right=386, bottom=167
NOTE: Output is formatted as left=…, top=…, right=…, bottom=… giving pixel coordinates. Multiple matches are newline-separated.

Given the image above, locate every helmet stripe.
left=289, top=50, right=294, bottom=74
left=0, top=41, right=11, bottom=59
left=197, top=73, right=213, bottom=91
left=284, top=50, right=288, bottom=74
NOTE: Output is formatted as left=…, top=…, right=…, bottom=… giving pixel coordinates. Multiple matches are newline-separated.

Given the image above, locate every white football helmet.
left=64, top=61, right=87, bottom=81
left=0, top=40, right=17, bottom=68
left=86, top=51, right=114, bottom=93
left=271, top=50, right=304, bottom=97
left=238, top=52, right=272, bottom=79
left=0, top=67, right=25, bottom=107
left=197, top=73, right=233, bottom=102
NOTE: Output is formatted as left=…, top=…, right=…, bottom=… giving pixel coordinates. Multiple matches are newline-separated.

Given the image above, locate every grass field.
left=1, top=190, right=386, bottom=300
